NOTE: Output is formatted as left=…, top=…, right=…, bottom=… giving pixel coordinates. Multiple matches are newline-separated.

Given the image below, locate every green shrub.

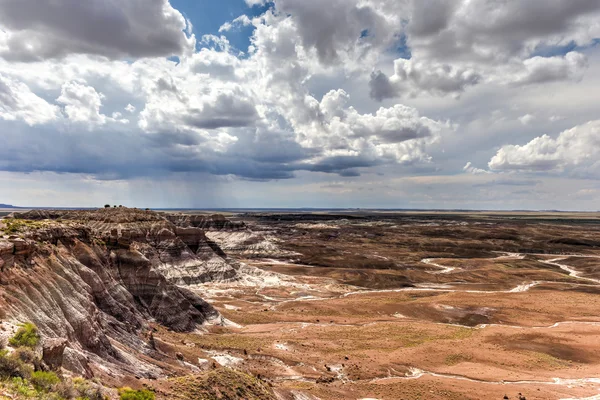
left=9, top=377, right=37, bottom=397
left=0, top=349, right=33, bottom=379
left=9, top=323, right=40, bottom=348
left=30, top=370, right=60, bottom=392
left=118, top=387, right=155, bottom=400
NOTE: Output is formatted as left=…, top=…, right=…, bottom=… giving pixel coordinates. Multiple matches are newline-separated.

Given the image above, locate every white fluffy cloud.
left=57, top=81, right=108, bottom=125
left=489, top=120, right=600, bottom=173
left=296, top=89, right=443, bottom=168
left=518, top=114, right=536, bottom=125
left=0, top=74, right=59, bottom=125
left=463, top=162, right=490, bottom=175
left=514, top=52, right=588, bottom=85
left=219, top=15, right=252, bottom=33
left=245, top=0, right=268, bottom=6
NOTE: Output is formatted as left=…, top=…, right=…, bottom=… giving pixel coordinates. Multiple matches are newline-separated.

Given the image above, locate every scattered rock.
left=316, top=375, right=335, bottom=384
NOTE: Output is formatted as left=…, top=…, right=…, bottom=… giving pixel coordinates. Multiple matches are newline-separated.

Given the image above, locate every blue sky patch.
left=170, top=0, right=272, bottom=52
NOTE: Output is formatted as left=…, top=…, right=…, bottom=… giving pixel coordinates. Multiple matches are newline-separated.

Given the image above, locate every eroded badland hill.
left=2, top=209, right=600, bottom=399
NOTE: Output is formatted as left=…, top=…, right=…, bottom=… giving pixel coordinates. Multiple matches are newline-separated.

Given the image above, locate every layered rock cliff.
left=0, top=208, right=249, bottom=378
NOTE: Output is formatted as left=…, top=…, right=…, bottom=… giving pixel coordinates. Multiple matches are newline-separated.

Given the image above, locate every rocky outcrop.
left=206, top=231, right=300, bottom=259
left=0, top=208, right=242, bottom=378
left=43, top=338, right=68, bottom=371
left=165, top=213, right=245, bottom=231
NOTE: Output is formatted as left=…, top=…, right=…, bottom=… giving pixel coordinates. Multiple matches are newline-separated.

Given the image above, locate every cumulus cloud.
left=0, top=0, right=599, bottom=188
left=245, top=0, right=269, bottom=6
left=281, top=88, right=444, bottom=173
left=463, top=162, right=491, bottom=175
left=270, top=0, right=403, bottom=66
left=138, top=80, right=259, bottom=135
left=0, top=74, right=59, bottom=125
left=518, top=114, right=536, bottom=125
left=190, top=47, right=241, bottom=78
left=0, top=0, right=192, bottom=61
left=513, top=52, right=588, bottom=85
left=371, top=1, right=600, bottom=99
left=57, top=81, right=109, bottom=125
left=370, top=59, right=481, bottom=100
left=407, top=0, right=600, bottom=63
left=488, top=120, right=600, bottom=173
left=219, top=15, right=252, bottom=33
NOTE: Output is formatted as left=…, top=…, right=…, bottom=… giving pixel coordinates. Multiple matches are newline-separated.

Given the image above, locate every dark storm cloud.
left=0, top=0, right=189, bottom=61
left=293, top=155, right=382, bottom=177
left=408, top=0, right=457, bottom=37
left=183, top=94, right=259, bottom=129
left=0, top=119, right=365, bottom=181
left=369, top=70, right=397, bottom=102
left=409, top=0, right=600, bottom=62
left=228, top=128, right=317, bottom=164
left=273, top=0, right=398, bottom=64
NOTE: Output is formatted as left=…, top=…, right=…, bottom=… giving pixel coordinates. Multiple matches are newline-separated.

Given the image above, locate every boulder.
left=42, top=338, right=68, bottom=371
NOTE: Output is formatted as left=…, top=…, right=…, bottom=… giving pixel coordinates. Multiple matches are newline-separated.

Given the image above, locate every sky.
left=1, top=0, right=600, bottom=210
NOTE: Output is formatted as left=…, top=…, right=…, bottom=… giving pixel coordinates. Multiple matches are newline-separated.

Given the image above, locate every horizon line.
left=2, top=205, right=600, bottom=213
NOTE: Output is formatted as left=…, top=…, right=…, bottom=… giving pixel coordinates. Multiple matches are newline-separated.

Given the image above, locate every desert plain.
left=151, top=211, right=600, bottom=399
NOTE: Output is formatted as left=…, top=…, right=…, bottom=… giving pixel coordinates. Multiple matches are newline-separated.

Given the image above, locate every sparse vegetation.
left=445, top=353, right=473, bottom=366
left=70, top=377, right=106, bottom=400
left=527, top=351, right=571, bottom=369
left=167, top=369, right=274, bottom=400
left=30, top=370, right=60, bottom=392
left=5, top=377, right=38, bottom=397
left=9, top=322, right=40, bottom=348
left=12, top=347, right=42, bottom=370
left=1, top=219, right=53, bottom=234
left=0, top=349, right=106, bottom=399
left=118, top=387, right=155, bottom=400
left=0, top=349, right=33, bottom=379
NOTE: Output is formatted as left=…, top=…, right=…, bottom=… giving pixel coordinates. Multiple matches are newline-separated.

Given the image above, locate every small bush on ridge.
left=9, top=323, right=40, bottom=348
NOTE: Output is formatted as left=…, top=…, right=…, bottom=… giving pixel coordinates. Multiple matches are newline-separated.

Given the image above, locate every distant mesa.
left=0, top=203, right=16, bottom=208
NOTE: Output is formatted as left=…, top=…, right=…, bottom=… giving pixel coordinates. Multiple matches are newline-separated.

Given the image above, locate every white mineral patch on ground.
left=207, top=351, right=243, bottom=367
left=206, top=231, right=300, bottom=258
left=197, top=358, right=211, bottom=370
left=274, top=343, right=290, bottom=351
left=294, top=223, right=340, bottom=229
